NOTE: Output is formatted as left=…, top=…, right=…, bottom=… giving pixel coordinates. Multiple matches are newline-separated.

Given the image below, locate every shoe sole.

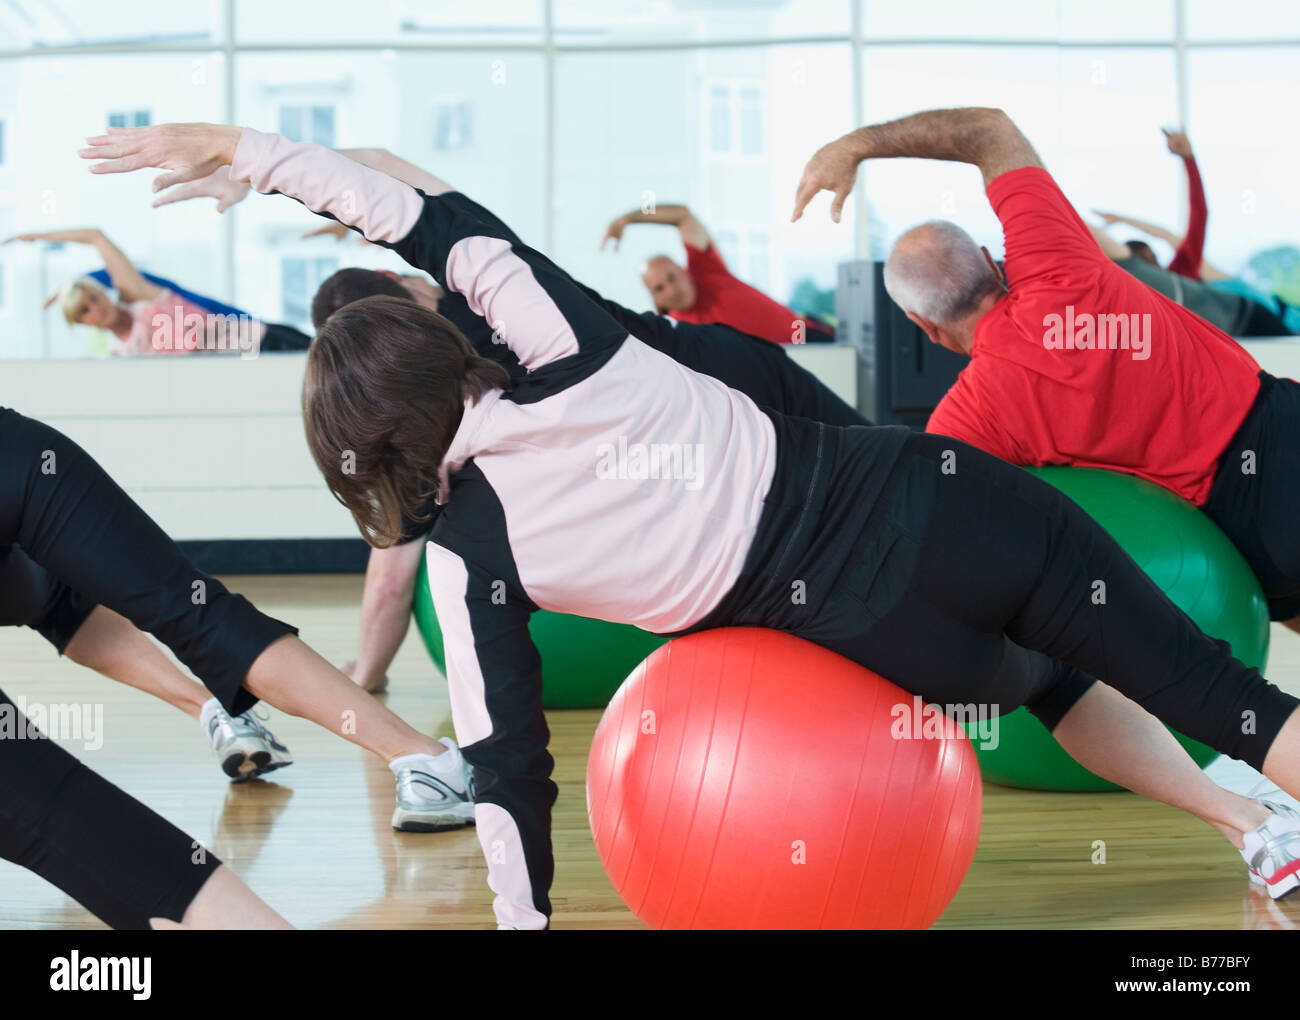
left=1262, top=870, right=1300, bottom=901
left=391, top=804, right=476, bottom=833
left=223, top=751, right=294, bottom=783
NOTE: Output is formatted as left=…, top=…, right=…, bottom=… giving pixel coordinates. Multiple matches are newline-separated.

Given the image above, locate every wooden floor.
left=3, top=573, right=1300, bottom=930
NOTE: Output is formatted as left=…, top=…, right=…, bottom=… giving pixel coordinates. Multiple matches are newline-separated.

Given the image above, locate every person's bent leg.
left=64, top=606, right=209, bottom=719
left=1048, top=681, right=1270, bottom=846
left=244, top=634, right=439, bottom=762
left=152, top=865, right=291, bottom=930
left=0, top=686, right=230, bottom=929
left=0, top=409, right=441, bottom=764
left=908, top=437, right=1300, bottom=781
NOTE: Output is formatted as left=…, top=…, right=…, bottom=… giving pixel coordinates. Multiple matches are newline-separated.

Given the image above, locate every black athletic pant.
left=0, top=687, right=221, bottom=929
left=1203, top=371, right=1300, bottom=620
left=0, top=407, right=295, bottom=925
left=259, top=322, right=313, bottom=351
left=0, top=544, right=95, bottom=651
left=1238, top=299, right=1295, bottom=338
left=690, top=414, right=1299, bottom=771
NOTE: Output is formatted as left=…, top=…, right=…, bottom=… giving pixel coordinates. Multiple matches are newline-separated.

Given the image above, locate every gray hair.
left=883, top=220, right=1000, bottom=325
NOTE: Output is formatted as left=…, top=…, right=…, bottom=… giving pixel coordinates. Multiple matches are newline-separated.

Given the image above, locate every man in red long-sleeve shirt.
left=602, top=203, right=834, bottom=346
left=792, top=106, right=1300, bottom=634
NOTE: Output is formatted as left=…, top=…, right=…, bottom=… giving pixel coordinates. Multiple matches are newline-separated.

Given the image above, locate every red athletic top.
left=925, top=166, right=1260, bottom=506
left=1167, top=155, right=1207, bottom=279
left=671, top=243, right=827, bottom=345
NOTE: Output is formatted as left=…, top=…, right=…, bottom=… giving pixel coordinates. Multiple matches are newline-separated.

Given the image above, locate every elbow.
left=976, top=107, right=1016, bottom=137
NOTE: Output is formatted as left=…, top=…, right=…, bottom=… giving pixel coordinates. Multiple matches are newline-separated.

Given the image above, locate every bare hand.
left=1162, top=128, right=1193, bottom=159
left=152, top=166, right=251, bottom=213
left=792, top=136, right=862, bottom=223
left=1091, top=209, right=1124, bottom=227
left=80, top=123, right=243, bottom=193
left=340, top=659, right=389, bottom=695
left=601, top=217, right=628, bottom=252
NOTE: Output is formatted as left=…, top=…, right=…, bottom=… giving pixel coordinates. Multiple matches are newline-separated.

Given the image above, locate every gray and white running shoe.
left=391, top=737, right=476, bottom=832
left=206, top=705, right=293, bottom=782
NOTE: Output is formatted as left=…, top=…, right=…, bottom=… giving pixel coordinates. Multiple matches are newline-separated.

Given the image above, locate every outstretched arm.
left=1091, top=210, right=1181, bottom=246
left=1165, top=131, right=1207, bottom=279
left=5, top=227, right=159, bottom=302
left=602, top=203, right=711, bottom=251
left=792, top=106, right=1044, bottom=222
left=1087, top=223, right=1133, bottom=261
left=82, top=123, right=627, bottom=371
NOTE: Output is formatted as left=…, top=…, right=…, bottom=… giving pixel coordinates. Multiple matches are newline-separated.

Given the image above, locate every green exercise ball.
left=970, top=466, right=1270, bottom=792
left=412, top=551, right=667, bottom=709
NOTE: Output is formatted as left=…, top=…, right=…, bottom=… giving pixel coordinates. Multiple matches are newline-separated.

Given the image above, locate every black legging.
left=0, top=408, right=295, bottom=711
left=693, top=419, right=1299, bottom=771
left=1238, top=297, right=1294, bottom=337
left=0, top=407, right=295, bottom=926
left=259, top=322, right=313, bottom=351
left=0, top=687, right=221, bottom=929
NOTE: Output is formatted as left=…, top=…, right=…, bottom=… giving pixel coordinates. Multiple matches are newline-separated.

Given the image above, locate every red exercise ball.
left=586, top=628, right=983, bottom=929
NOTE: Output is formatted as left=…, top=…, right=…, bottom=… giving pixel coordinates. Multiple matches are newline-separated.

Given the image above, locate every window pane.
left=861, top=46, right=1178, bottom=259
left=864, top=0, right=1172, bottom=40
left=709, top=86, right=732, bottom=153
left=1187, top=48, right=1300, bottom=295
left=235, top=0, right=543, bottom=45
left=555, top=44, right=854, bottom=318
left=0, top=54, right=226, bottom=359
left=554, top=0, right=851, bottom=46
left=1186, top=0, right=1300, bottom=42
left=233, top=50, right=546, bottom=329
left=0, top=0, right=223, bottom=48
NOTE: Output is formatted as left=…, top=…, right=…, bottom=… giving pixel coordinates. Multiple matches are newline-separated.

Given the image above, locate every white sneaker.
left=1242, top=801, right=1300, bottom=900
left=204, top=704, right=293, bottom=783
left=390, top=737, right=476, bottom=832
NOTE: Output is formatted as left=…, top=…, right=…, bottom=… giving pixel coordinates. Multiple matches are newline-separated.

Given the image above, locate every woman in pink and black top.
left=86, top=120, right=1300, bottom=926
left=6, top=227, right=311, bottom=355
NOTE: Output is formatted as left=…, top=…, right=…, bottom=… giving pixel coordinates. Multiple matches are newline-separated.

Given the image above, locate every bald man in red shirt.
left=793, top=106, right=1300, bottom=635
left=602, top=203, right=833, bottom=346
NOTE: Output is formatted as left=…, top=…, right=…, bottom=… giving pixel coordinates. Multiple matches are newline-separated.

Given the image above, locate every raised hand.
left=1091, top=210, right=1125, bottom=227
left=792, top=135, right=862, bottom=223
left=151, top=166, right=251, bottom=213
left=1162, top=128, right=1193, bottom=159
left=79, top=123, right=244, bottom=192
left=601, top=216, right=628, bottom=252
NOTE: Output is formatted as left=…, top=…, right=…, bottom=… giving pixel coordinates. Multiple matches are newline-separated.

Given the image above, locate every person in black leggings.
left=0, top=541, right=296, bottom=782
left=0, top=408, right=458, bottom=927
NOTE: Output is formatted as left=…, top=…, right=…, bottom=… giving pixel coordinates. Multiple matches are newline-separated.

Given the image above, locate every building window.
left=281, top=256, right=339, bottom=327
left=279, top=105, right=336, bottom=147
left=706, top=82, right=765, bottom=158
left=433, top=99, right=474, bottom=151
left=708, top=85, right=732, bottom=154
left=108, top=110, right=150, bottom=129
left=713, top=227, right=770, bottom=292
